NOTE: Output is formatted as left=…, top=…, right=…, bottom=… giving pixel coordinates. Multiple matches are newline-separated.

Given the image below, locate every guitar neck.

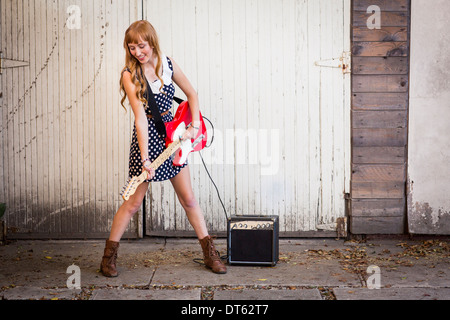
left=122, top=139, right=183, bottom=201
left=149, top=140, right=182, bottom=171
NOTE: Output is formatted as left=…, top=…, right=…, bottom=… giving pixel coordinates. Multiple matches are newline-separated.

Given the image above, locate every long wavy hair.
left=120, top=20, right=164, bottom=110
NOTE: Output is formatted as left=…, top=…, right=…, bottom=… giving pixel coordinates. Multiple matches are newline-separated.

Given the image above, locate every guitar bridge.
left=192, top=134, right=205, bottom=148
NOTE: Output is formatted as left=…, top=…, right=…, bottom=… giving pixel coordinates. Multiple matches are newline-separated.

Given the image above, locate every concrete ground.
left=0, top=237, right=449, bottom=301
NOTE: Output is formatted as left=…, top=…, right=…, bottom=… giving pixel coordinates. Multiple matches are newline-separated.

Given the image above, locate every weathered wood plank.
left=352, top=75, right=408, bottom=92
left=353, top=0, right=409, bottom=12
left=351, top=198, right=405, bottom=217
left=351, top=181, right=405, bottom=198
left=352, top=57, right=408, bottom=75
left=350, top=216, right=405, bottom=234
left=352, top=92, right=408, bottom=110
left=352, top=26, right=408, bottom=42
left=352, top=128, right=407, bottom=147
left=352, top=110, right=407, bottom=128
left=352, top=11, right=408, bottom=27
left=352, top=164, right=406, bottom=182
left=352, top=41, right=408, bottom=57
left=352, top=147, right=406, bottom=164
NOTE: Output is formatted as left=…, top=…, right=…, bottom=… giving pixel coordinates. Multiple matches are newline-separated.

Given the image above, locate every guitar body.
left=164, top=100, right=207, bottom=166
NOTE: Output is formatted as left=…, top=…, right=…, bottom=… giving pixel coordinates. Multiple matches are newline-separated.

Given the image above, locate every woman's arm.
left=122, top=71, right=154, bottom=178
left=170, top=58, right=201, bottom=139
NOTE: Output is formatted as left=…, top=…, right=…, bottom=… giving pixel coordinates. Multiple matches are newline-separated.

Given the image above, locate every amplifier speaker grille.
left=227, top=215, right=279, bottom=266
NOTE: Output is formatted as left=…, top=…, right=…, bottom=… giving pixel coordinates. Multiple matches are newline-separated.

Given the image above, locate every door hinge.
left=315, top=51, right=351, bottom=74
left=0, top=52, right=29, bottom=74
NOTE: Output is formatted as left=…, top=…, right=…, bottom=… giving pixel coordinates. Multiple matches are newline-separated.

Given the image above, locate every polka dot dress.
left=128, top=55, right=187, bottom=182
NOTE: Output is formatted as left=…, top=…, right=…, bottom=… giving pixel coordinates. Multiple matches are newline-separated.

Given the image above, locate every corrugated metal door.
left=1, top=0, right=142, bottom=238
left=144, top=0, right=351, bottom=236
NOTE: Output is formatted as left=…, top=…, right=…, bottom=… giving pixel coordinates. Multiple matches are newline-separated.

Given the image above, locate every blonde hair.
left=120, top=20, right=164, bottom=110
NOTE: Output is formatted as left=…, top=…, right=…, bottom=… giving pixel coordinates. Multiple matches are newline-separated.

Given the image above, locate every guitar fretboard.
left=149, top=140, right=182, bottom=171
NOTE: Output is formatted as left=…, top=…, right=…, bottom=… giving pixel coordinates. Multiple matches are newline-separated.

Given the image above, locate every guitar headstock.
left=120, top=171, right=149, bottom=201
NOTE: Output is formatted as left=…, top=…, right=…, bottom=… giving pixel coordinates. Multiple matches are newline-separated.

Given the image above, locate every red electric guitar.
left=120, top=101, right=207, bottom=201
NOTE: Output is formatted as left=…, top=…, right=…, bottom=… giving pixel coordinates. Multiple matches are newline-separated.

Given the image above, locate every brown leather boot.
left=199, top=235, right=227, bottom=274
left=100, top=240, right=119, bottom=277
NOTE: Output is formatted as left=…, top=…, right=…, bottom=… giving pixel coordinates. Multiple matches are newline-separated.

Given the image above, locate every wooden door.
left=144, top=0, right=351, bottom=236
left=0, top=0, right=142, bottom=238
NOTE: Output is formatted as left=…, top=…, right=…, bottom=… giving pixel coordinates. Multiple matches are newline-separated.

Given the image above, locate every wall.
left=408, top=0, right=450, bottom=234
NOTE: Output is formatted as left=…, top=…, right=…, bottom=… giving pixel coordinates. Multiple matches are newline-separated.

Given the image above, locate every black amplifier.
left=227, top=215, right=279, bottom=266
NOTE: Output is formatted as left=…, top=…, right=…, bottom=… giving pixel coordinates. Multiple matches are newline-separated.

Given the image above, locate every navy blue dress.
left=128, top=55, right=187, bottom=182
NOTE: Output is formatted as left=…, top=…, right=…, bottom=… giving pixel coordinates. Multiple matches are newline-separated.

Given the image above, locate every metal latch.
left=314, top=51, right=351, bottom=74
left=0, top=52, right=29, bottom=74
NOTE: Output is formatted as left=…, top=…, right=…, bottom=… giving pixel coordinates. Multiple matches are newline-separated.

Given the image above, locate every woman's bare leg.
left=109, top=181, right=149, bottom=242
left=170, top=166, right=209, bottom=239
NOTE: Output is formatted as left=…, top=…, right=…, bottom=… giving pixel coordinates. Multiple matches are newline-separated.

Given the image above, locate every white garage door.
left=144, top=0, right=351, bottom=235
left=0, top=0, right=350, bottom=238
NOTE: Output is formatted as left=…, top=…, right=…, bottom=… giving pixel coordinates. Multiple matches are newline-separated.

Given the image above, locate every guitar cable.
left=193, top=116, right=230, bottom=265
left=198, top=116, right=228, bottom=221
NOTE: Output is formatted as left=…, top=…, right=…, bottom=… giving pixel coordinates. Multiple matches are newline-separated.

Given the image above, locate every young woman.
left=100, top=20, right=226, bottom=277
